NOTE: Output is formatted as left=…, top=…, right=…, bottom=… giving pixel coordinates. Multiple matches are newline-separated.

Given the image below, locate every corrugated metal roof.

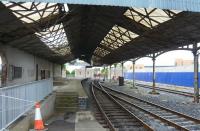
left=8, top=0, right=200, bottom=12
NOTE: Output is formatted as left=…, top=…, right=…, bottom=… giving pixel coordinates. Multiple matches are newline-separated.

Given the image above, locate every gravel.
left=102, top=81, right=200, bottom=119
left=81, top=79, right=178, bottom=130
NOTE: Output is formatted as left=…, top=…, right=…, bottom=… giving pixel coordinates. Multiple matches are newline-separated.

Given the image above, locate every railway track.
left=98, top=82, right=200, bottom=131
left=91, top=82, right=153, bottom=131
left=125, top=81, right=195, bottom=98
left=134, top=83, right=195, bottom=98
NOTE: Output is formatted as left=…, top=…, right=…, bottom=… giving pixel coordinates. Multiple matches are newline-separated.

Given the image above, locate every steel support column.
left=132, top=61, right=135, bottom=88
left=103, top=66, right=105, bottom=81
left=121, top=62, right=124, bottom=77
left=106, top=66, right=108, bottom=81
left=110, top=65, right=112, bottom=82
left=193, top=43, right=199, bottom=103
left=85, top=67, right=87, bottom=78
left=149, top=53, right=159, bottom=94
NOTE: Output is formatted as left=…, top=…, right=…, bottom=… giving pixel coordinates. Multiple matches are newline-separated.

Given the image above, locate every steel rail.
left=135, top=83, right=194, bottom=98
left=99, top=82, right=200, bottom=130
left=107, top=91, right=190, bottom=131
left=92, top=82, right=154, bottom=131
left=91, top=83, right=116, bottom=131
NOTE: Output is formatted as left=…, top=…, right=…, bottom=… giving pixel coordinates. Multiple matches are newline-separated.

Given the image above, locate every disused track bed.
left=99, top=82, right=200, bottom=131
left=91, top=83, right=153, bottom=131
left=133, top=82, right=194, bottom=98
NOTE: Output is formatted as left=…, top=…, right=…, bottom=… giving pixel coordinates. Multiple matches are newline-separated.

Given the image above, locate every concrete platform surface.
left=53, top=79, right=87, bottom=97
left=75, top=111, right=107, bottom=131
left=47, top=111, right=107, bottom=131
left=47, top=113, right=75, bottom=131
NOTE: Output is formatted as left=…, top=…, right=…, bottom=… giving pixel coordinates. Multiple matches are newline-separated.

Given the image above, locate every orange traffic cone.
left=34, top=102, right=45, bottom=130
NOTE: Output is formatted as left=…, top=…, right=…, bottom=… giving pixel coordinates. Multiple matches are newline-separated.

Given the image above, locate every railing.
left=0, top=78, right=53, bottom=131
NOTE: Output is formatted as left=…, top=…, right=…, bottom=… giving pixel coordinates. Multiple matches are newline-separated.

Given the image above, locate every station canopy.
left=1, top=1, right=200, bottom=65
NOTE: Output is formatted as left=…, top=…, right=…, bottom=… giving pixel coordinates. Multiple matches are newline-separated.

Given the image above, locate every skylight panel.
left=124, top=8, right=181, bottom=28
left=4, top=2, right=59, bottom=23
left=35, top=23, right=71, bottom=55
left=100, top=25, right=139, bottom=50
left=94, top=47, right=110, bottom=57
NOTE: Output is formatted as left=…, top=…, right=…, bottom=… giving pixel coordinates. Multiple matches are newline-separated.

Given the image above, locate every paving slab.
left=75, top=111, right=107, bottom=131
left=53, top=79, right=87, bottom=97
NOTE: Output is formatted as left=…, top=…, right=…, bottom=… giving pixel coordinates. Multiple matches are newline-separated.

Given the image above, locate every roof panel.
left=4, top=0, right=200, bottom=12
left=4, top=2, right=59, bottom=23
left=99, top=25, right=139, bottom=52
left=35, top=23, right=71, bottom=55
left=124, top=8, right=181, bottom=28
left=94, top=47, right=110, bottom=57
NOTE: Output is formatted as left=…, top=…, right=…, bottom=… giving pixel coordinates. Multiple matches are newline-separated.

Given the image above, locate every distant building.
left=125, top=63, right=144, bottom=71
left=75, top=68, right=95, bottom=78
left=135, top=64, right=144, bottom=69
left=175, top=58, right=193, bottom=66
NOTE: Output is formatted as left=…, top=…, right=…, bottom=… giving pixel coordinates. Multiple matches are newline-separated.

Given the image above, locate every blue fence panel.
left=124, top=72, right=199, bottom=88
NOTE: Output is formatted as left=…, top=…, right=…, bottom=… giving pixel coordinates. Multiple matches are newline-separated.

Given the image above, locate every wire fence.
left=0, top=78, right=53, bottom=131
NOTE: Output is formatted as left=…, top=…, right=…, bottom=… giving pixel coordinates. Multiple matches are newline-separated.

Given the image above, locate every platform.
left=47, top=79, right=106, bottom=131
left=53, top=79, right=87, bottom=97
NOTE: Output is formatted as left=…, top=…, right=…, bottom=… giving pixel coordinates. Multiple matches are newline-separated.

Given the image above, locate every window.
left=46, top=70, right=50, bottom=78
left=40, top=70, right=50, bottom=80
left=41, top=70, right=45, bottom=80
left=13, top=66, right=22, bottom=78
left=8, top=65, right=22, bottom=80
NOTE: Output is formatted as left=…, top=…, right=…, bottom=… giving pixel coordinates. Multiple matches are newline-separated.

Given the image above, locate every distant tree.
left=71, top=70, right=75, bottom=75
left=101, top=68, right=108, bottom=79
left=101, top=68, right=104, bottom=74
left=66, top=69, right=70, bottom=75
left=114, top=63, right=118, bottom=68
left=114, top=63, right=118, bottom=78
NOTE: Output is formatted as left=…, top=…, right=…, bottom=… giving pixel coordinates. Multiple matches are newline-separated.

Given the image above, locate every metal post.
left=103, top=66, right=105, bottom=81
left=193, top=43, right=199, bottom=103
left=106, top=66, right=108, bottom=80
left=114, top=64, right=116, bottom=80
left=132, top=61, right=135, bottom=88
left=110, top=65, right=111, bottom=82
left=121, top=62, right=124, bottom=77
left=150, top=54, right=159, bottom=94
left=85, top=67, right=86, bottom=78
left=61, top=64, right=63, bottom=77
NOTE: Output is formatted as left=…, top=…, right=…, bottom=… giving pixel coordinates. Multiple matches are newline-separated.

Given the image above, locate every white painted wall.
left=53, top=63, right=62, bottom=78
left=5, top=46, right=36, bottom=86
left=75, top=68, right=94, bottom=78
left=108, top=67, right=126, bottom=80
left=0, top=45, right=61, bottom=86
left=73, top=67, right=125, bottom=80
left=86, top=68, right=94, bottom=78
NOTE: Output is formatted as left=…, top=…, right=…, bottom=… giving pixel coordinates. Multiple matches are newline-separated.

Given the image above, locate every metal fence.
left=0, top=78, right=53, bottom=130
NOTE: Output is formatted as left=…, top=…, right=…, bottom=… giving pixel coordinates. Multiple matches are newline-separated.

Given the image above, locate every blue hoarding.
left=124, top=72, right=197, bottom=87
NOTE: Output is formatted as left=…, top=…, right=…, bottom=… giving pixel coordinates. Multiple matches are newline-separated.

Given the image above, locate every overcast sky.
left=125, top=50, right=194, bottom=66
